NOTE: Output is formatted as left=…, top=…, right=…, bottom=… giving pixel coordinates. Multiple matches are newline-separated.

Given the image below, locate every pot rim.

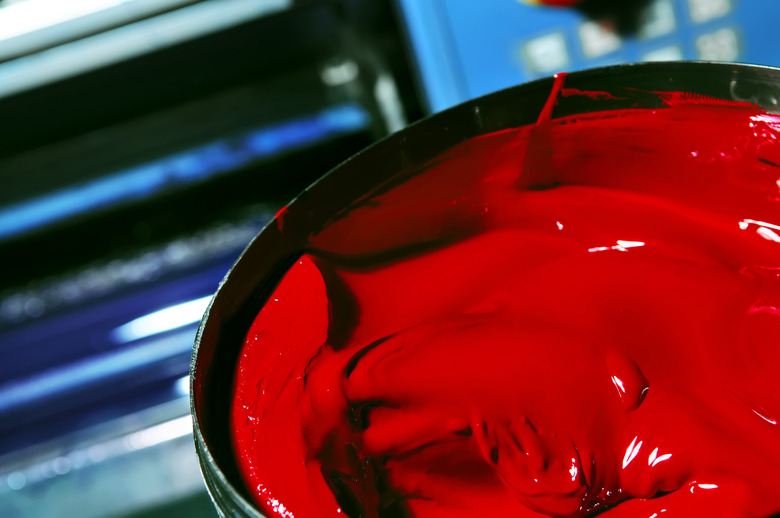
left=189, top=60, right=780, bottom=517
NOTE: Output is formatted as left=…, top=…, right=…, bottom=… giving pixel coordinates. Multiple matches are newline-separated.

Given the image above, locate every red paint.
left=275, top=205, right=288, bottom=232
left=653, top=91, right=760, bottom=109
left=537, top=73, right=567, bottom=125
left=231, top=94, right=780, bottom=517
left=560, top=88, right=621, bottom=100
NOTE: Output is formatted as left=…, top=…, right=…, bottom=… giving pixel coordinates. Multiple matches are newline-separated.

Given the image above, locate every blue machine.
left=398, top=0, right=780, bottom=112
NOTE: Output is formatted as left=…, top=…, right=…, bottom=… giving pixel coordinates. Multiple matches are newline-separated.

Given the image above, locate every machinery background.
left=0, top=1, right=775, bottom=516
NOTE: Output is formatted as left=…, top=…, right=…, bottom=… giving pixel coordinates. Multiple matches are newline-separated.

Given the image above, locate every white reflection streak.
left=112, top=295, right=211, bottom=343
left=647, top=446, right=671, bottom=467
left=0, top=0, right=123, bottom=42
left=648, top=447, right=658, bottom=465
left=751, top=114, right=780, bottom=132
left=757, top=227, right=780, bottom=242
left=652, top=453, right=672, bottom=467
left=175, top=375, right=190, bottom=397
left=697, top=483, right=718, bottom=490
left=569, top=458, right=578, bottom=482
left=753, top=408, right=778, bottom=425
left=622, top=436, right=643, bottom=469
left=589, top=240, right=645, bottom=253
left=127, top=415, right=192, bottom=450
left=268, top=498, right=295, bottom=518
left=739, top=218, right=780, bottom=230
left=738, top=219, right=780, bottom=242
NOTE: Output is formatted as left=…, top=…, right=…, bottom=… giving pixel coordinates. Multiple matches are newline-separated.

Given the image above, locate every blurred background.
left=0, top=0, right=776, bottom=516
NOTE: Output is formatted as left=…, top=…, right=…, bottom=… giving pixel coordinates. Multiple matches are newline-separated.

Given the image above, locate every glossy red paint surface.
left=231, top=92, right=780, bottom=517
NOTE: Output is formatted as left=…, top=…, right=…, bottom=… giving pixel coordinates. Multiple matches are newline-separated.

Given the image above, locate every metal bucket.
left=190, top=61, right=780, bottom=517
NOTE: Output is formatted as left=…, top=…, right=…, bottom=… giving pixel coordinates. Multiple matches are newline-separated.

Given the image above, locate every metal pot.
left=190, top=61, right=780, bottom=517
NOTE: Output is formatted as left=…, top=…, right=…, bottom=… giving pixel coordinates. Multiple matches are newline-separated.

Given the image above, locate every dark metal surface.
left=190, top=61, right=780, bottom=517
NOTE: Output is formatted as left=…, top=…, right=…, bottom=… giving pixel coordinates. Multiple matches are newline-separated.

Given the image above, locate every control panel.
left=398, top=0, right=778, bottom=112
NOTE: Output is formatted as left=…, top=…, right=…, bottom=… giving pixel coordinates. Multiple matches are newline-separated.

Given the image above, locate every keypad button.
left=696, top=27, right=739, bottom=61
left=523, top=32, right=570, bottom=73
left=688, top=0, right=732, bottom=24
left=642, top=45, right=684, bottom=62
left=639, top=0, right=677, bottom=39
left=579, top=20, right=622, bottom=58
